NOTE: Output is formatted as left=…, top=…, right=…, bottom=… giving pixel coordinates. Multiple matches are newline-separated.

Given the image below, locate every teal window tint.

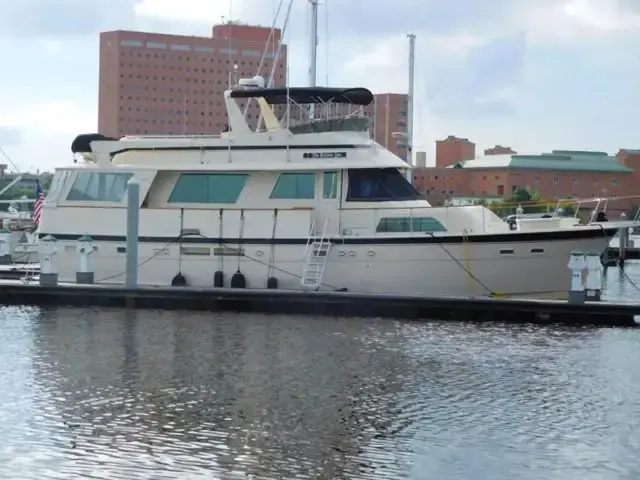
left=270, top=173, right=315, bottom=199
left=168, top=174, right=248, bottom=203
left=323, top=171, right=338, bottom=199
left=376, top=217, right=447, bottom=233
left=66, top=172, right=134, bottom=201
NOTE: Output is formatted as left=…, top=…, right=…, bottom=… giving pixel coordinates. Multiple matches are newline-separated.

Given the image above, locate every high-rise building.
left=98, top=23, right=287, bottom=138
left=364, top=93, right=409, bottom=159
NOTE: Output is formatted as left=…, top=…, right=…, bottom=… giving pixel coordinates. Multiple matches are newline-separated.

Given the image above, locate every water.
left=1, top=267, right=640, bottom=479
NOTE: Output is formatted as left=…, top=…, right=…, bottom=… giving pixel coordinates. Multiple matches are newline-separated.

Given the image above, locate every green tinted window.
left=323, top=171, right=338, bottom=199
left=270, top=173, right=315, bottom=199
left=168, top=174, right=248, bottom=203
left=376, top=217, right=447, bottom=233
left=66, top=172, right=134, bottom=202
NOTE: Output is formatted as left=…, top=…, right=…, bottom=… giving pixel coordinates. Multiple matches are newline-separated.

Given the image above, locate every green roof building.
left=448, top=150, right=633, bottom=173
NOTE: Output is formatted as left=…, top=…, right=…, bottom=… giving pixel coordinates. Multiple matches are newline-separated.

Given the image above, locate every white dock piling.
left=568, top=250, right=586, bottom=304
left=39, top=235, right=58, bottom=286
left=76, top=235, right=95, bottom=284
left=584, top=250, right=602, bottom=301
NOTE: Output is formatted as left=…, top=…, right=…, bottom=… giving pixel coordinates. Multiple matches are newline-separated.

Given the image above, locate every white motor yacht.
left=38, top=78, right=634, bottom=298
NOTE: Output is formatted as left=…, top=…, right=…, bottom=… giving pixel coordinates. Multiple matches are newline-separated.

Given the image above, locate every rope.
left=429, top=233, right=497, bottom=296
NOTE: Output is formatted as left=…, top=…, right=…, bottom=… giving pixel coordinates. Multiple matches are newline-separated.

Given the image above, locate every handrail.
left=336, top=194, right=640, bottom=213
left=304, top=218, right=316, bottom=257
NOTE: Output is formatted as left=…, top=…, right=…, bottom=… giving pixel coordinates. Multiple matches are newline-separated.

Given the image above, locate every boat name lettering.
left=303, top=152, right=347, bottom=159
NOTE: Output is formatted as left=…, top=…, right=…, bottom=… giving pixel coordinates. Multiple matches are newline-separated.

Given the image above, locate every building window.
left=270, top=173, right=315, bottom=199
left=146, top=42, right=167, bottom=49
left=497, top=185, right=504, bottom=196
left=323, top=171, right=338, bottom=199
left=170, top=44, right=191, bottom=51
left=592, top=178, right=598, bottom=185
left=611, top=178, right=617, bottom=186
left=534, top=176, right=540, bottom=184
left=168, top=174, right=248, bottom=203
left=376, top=217, right=447, bottom=233
left=553, top=176, right=559, bottom=184
left=195, top=46, right=215, bottom=53
left=572, top=177, right=579, bottom=184
left=120, top=40, right=143, bottom=47
left=66, top=173, right=134, bottom=202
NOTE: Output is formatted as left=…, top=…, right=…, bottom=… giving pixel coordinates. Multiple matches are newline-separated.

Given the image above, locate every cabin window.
left=323, top=171, right=338, bottom=199
left=376, top=217, right=447, bottom=233
left=46, top=170, right=71, bottom=202
left=169, top=173, right=248, bottom=203
left=66, top=172, right=134, bottom=202
left=270, top=173, right=315, bottom=199
left=346, top=168, right=421, bottom=202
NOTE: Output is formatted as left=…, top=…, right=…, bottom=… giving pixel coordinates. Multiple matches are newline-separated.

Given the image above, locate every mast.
left=308, top=0, right=319, bottom=87
left=308, top=0, right=319, bottom=120
left=406, top=32, right=415, bottom=167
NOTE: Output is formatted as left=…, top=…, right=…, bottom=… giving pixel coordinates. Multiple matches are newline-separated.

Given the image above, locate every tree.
left=501, top=188, right=548, bottom=214
left=554, top=197, right=576, bottom=217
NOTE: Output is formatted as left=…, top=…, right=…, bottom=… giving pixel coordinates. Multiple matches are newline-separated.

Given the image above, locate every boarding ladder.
left=301, top=218, right=331, bottom=290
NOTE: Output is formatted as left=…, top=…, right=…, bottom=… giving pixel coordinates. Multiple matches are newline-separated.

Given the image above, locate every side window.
left=168, top=174, right=248, bottom=203
left=376, top=217, right=447, bottom=233
left=323, top=171, right=338, bottom=199
left=66, top=172, right=134, bottom=202
left=270, top=173, right=315, bottom=199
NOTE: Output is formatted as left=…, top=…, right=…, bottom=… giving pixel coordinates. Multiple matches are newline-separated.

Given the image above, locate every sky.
left=0, top=0, right=639, bottom=172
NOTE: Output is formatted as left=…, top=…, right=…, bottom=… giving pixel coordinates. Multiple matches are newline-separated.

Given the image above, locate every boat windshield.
left=289, top=116, right=372, bottom=135
left=346, top=168, right=421, bottom=202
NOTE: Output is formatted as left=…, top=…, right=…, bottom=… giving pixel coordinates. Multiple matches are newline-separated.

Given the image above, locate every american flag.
left=33, top=182, right=45, bottom=226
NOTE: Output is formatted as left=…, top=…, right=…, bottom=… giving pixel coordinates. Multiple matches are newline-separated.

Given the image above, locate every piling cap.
left=41, top=235, right=56, bottom=241
left=586, top=250, right=600, bottom=256
left=78, top=234, right=93, bottom=242
left=570, top=249, right=584, bottom=255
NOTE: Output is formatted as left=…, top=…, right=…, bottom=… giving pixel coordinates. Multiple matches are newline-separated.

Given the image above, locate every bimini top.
left=71, top=133, right=118, bottom=154
left=229, top=87, right=374, bottom=106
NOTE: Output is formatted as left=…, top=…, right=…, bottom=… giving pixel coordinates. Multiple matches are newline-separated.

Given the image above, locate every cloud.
left=0, top=0, right=137, bottom=38
left=133, top=0, right=284, bottom=27
left=0, top=127, right=22, bottom=146
left=0, top=101, right=95, bottom=170
left=0, top=0, right=639, bottom=170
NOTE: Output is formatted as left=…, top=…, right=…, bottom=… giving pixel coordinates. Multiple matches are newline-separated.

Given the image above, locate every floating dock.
left=0, top=264, right=38, bottom=280
left=605, top=247, right=640, bottom=263
left=0, top=280, right=638, bottom=327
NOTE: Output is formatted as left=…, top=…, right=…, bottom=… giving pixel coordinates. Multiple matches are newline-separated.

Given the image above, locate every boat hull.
left=48, top=229, right=614, bottom=299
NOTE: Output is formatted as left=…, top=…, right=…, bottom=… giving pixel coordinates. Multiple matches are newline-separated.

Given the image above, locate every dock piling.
left=76, top=235, right=95, bottom=284
left=585, top=250, right=602, bottom=301
left=39, top=235, right=58, bottom=286
left=568, top=250, right=586, bottom=304
left=126, top=179, right=140, bottom=288
left=618, top=226, right=630, bottom=268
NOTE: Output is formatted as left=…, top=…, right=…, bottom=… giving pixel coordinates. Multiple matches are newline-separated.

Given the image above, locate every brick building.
left=98, top=23, right=287, bottom=138
left=365, top=93, right=409, bottom=159
left=98, top=23, right=409, bottom=158
left=484, top=145, right=517, bottom=155
left=412, top=135, right=640, bottom=210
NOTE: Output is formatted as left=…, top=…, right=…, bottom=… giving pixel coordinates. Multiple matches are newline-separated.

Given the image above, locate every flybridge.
left=229, top=86, right=375, bottom=106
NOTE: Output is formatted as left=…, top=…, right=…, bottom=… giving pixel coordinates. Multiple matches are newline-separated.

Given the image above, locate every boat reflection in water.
left=28, top=308, right=418, bottom=478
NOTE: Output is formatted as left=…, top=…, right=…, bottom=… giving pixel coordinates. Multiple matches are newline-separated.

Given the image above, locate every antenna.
left=406, top=32, right=416, bottom=167
left=324, top=0, right=329, bottom=85
left=308, top=0, right=319, bottom=87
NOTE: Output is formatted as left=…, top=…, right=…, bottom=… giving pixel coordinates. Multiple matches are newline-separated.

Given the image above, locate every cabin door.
left=317, top=170, right=341, bottom=236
